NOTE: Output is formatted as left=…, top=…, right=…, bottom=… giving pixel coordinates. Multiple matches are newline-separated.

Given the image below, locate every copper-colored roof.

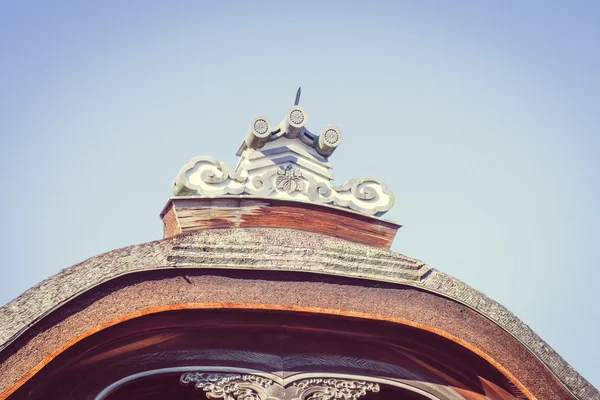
left=0, top=228, right=597, bottom=399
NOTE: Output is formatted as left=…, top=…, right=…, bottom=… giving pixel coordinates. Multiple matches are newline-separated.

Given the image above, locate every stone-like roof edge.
left=0, top=228, right=596, bottom=400
left=418, top=269, right=598, bottom=400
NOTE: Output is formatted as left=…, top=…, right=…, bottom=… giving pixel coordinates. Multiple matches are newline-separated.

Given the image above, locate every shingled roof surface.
left=0, top=228, right=597, bottom=400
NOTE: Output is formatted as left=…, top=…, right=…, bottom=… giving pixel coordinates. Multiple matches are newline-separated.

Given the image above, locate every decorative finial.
left=294, top=86, right=301, bottom=105
left=171, top=91, right=395, bottom=217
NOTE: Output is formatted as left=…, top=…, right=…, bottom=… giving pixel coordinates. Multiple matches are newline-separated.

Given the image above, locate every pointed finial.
left=294, top=86, right=301, bottom=105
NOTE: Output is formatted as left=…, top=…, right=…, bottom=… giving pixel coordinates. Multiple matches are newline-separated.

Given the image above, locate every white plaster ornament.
left=172, top=90, right=394, bottom=217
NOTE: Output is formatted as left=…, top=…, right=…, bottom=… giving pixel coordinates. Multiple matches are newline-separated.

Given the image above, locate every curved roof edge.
left=0, top=227, right=597, bottom=400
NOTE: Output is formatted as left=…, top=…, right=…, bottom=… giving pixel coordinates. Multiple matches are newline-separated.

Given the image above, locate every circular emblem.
left=289, top=109, right=305, bottom=125
left=253, top=119, right=269, bottom=135
left=323, top=129, right=339, bottom=145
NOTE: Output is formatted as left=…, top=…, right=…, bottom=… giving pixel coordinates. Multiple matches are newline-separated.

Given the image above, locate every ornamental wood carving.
left=180, top=373, right=380, bottom=400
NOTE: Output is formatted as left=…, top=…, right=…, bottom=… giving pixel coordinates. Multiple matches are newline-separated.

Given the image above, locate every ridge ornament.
left=172, top=91, right=394, bottom=217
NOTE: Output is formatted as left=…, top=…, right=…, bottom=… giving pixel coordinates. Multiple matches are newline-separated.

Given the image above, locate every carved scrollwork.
left=294, top=378, right=380, bottom=400
left=173, top=157, right=394, bottom=216
left=180, top=372, right=274, bottom=400
left=331, top=177, right=395, bottom=216
left=305, top=175, right=333, bottom=204
left=250, top=174, right=274, bottom=195
left=172, top=156, right=247, bottom=197
left=181, top=373, right=380, bottom=400
left=305, top=176, right=394, bottom=216
left=335, top=179, right=376, bottom=200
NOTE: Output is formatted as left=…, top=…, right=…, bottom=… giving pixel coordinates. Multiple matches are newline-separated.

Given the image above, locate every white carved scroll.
left=172, top=156, right=248, bottom=197
left=173, top=159, right=394, bottom=217
left=331, top=177, right=395, bottom=216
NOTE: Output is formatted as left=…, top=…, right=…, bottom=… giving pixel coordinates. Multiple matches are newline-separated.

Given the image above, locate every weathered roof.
left=0, top=228, right=597, bottom=400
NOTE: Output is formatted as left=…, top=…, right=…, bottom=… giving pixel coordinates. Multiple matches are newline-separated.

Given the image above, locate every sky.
left=1, top=0, right=599, bottom=389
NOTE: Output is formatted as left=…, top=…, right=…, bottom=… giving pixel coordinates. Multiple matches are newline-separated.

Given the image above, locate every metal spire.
left=294, top=86, right=301, bottom=105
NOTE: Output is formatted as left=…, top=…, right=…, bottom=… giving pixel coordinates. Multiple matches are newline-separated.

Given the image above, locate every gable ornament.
left=172, top=89, right=394, bottom=217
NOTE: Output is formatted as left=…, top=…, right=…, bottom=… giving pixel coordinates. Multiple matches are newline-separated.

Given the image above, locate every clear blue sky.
left=1, top=0, right=599, bottom=388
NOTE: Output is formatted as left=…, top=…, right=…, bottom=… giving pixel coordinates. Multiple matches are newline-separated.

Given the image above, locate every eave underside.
left=9, top=306, right=524, bottom=399
left=0, top=269, right=573, bottom=400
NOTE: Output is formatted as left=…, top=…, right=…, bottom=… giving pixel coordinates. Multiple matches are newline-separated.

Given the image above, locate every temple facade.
left=0, top=92, right=597, bottom=400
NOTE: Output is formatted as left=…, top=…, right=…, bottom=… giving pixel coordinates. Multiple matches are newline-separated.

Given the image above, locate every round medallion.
left=289, top=109, right=305, bottom=125
left=323, top=129, right=339, bottom=144
left=253, top=119, right=269, bottom=135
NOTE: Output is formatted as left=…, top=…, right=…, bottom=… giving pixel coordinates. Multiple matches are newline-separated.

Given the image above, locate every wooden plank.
left=162, top=197, right=400, bottom=248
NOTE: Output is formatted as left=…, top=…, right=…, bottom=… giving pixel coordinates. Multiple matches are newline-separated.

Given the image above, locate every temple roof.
left=1, top=95, right=597, bottom=400
left=0, top=228, right=597, bottom=399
